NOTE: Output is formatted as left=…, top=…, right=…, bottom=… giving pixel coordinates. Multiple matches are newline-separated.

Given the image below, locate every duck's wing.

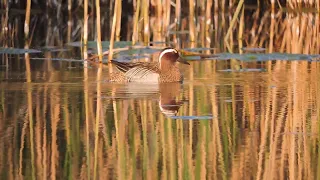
left=110, top=60, right=139, bottom=72
left=111, top=60, right=160, bottom=82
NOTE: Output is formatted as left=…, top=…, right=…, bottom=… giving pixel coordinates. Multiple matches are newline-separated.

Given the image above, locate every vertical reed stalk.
left=152, top=0, right=161, bottom=42
left=132, top=0, right=141, bottom=44
left=156, top=0, right=162, bottom=32
left=3, top=0, right=9, bottom=70
left=200, top=0, right=206, bottom=47
left=3, top=0, right=9, bottom=45
left=108, top=0, right=120, bottom=62
left=24, top=0, right=32, bottom=82
left=238, top=5, right=244, bottom=54
left=175, top=0, right=181, bottom=28
left=67, top=0, right=72, bottom=42
left=271, top=0, right=275, bottom=11
left=174, top=0, right=181, bottom=47
left=189, top=0, right=195, bottom=42
left=268, top=6, right=275, bottom=71
left=213, top=0, right=218, bottom=43
left=115, top=0, right=122, bottom=41
left=24, top=0, right=31, bottom=46
left=83, top=0, right=89, bottom=70
left=164, top=0, right=171, bottom=32
left=143, top=0, right=150, bottom=44
left=205, top=0, right=212, bottom=32
left=95, top=0, right=103, bottom=62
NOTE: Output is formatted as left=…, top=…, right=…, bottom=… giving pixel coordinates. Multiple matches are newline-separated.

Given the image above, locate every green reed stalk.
left=95, top=0, right=103, bottom=62
left=108, top=0, right=120, bottom=62
left=132, top=0, right=141, bottom=44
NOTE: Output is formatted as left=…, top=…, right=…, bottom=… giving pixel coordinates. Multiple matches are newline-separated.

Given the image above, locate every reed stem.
left=143, top=0, right=150, bottom=44
left=132, top=0, right=141, bottom=44
left=95, top=0, right=103, bottom=62
left=83, top=0, right=89, bottom=62
left=24, top=0, right=32, bottom=83
left=108, top=0, right=120, bottom=62
left=189, top=0, right=195, bottom=42
left=115, top=0, right=122, bottom=41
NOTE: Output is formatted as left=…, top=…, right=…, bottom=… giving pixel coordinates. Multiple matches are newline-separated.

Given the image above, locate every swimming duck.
left=109, top=47, right=190, bottom=83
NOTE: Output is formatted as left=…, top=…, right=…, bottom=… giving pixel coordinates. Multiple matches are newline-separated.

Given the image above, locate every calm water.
left=1, top=2, right=320, bottom=179
left=1, top=56, right=320, bottom=179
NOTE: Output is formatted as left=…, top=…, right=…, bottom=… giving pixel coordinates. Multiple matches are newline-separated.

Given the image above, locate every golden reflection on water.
left=0, top=59, right=319, bottom=179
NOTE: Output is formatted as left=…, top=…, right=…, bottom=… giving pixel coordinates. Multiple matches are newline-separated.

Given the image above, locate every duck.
left=109, top=47, right=190, bottom=83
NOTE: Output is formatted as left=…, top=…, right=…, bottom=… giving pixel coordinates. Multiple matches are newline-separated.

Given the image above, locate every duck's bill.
left=177, top=57, right=190, bottom=65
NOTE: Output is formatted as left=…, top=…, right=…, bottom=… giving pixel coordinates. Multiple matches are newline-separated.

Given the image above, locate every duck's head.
left=158, top=48, right=190, bottom=69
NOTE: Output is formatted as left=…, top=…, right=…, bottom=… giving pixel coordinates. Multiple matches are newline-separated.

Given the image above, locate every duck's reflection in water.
left=109, top=82, right=185, bottom=117
left=158, top=83, right=184, bottom=117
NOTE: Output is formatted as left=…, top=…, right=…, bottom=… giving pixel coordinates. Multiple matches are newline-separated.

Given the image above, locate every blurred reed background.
left=0, top=0, right=319, bottom=54
left=0, top=0, right=320, bottom=180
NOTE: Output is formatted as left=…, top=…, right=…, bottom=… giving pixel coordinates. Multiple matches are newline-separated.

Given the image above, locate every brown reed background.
left=0, top=0, right=320, bottom=179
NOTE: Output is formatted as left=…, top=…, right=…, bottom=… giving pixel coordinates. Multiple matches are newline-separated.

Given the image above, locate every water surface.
left=1, top=56, right=319, bottom=179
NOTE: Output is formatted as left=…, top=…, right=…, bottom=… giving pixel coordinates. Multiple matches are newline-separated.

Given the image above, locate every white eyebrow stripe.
left=158, top=49, right=177, bottom=62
